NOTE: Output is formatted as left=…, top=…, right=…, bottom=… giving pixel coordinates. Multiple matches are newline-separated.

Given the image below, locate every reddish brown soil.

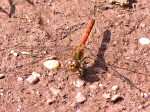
left=0, top=0, right=150, bottom=112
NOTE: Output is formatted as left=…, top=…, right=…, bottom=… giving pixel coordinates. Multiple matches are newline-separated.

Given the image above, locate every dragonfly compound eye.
left=68, top=60, right=81, bottom=72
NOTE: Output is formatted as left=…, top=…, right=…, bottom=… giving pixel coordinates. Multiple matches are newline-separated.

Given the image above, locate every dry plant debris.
left=107, top=0, right=129, bottom=6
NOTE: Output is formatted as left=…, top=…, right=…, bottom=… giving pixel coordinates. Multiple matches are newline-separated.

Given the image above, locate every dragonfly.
left=0, top=17, right=148, bottom=93
left=66, top=18, right=95, bottom=75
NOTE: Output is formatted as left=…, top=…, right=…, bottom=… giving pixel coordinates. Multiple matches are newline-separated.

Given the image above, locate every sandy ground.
left=0, top=0, right=150, bottom=112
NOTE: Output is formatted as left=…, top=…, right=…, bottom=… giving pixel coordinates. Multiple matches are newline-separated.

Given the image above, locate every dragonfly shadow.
left=80, top=30, right=111, bottom=83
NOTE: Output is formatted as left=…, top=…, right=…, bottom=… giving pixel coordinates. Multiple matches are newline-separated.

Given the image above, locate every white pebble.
left=13, top=52, right=18, bottom=56
left=139, top=37, right=150, bottom=45
left=0, top=93, right=4, bottom=96
left=0, top=74, right=5, bottom=79
left=0, top=89, right=4, bottom=96
left=99, top=83, right=103, bottom=87
left=26, top=72, right=40, bottom=84
left=73, top=79, right=85, bottom=88
left=102, top=93, right=111, bottom=99
left=75, top=92, right=86, bottom=103
left=111, top=85, right=119, bottom=91
left=32, top=72, right=40, bottom=77
left=50, top=87, right=60, bottom=96
left=43, top=60, right=60, bottom=70
left=10, top=50, right=19, bottom=56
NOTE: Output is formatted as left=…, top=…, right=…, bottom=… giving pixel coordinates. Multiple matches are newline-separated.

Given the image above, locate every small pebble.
left=17, top=77, right=23, bottom=82
left=75, top=92, right=86, bottom=103
left=139, top=37, right=150, bottom=45
left=99, top=83, right=103, bottom=87
left=26, top=72, right=40, bottom=84
left=0, top=74, right=5, bottom=79
left=43, top=60, right=60, bottom=70
left=43, top=51, right=47, bottom=54
left=0, top=93, right=4, bottom=96
left=50, top=87, right=61, bottom=96
left=111, top=85, right=119, bottom=91
left=32, top=72, right=40, bottom=77
left=0, top=89, right=4, bottom=96
left=10, top=50, right=19, bottom=56
left=99, top=83, right=105, bottom=89
left=102, top=93, right=111, bottom=99
left=36, top=91, right=42, bottom=97
left=141, top=92, right=150, bottom=99
left=47, top=97, right=56, bottom=105
left=73, top=79, right=85, bottom=88
left=111, top=94, right=123, bottom=103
